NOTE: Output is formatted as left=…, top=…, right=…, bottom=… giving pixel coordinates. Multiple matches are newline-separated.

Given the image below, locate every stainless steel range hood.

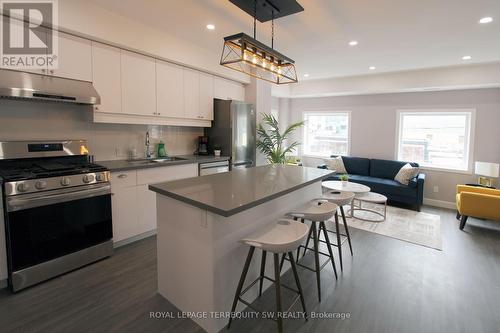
left=0, top=69, right=100, bottom=104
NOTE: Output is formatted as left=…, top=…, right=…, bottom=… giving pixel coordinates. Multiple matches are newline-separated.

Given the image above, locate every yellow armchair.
left=456, top=185, right=500, bottom=230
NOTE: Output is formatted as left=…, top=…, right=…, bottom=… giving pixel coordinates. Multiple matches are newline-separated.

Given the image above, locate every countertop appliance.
left=199, top=160, right=230, bottom=176
left=197, top=136, right=209, bottom=155
left=204, top=99, right=256, bottom=169
left=0, top=140, right=113, bottom=292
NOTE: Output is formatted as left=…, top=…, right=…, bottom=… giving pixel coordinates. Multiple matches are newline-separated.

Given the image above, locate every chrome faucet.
left=145, top=131, right=153, bottom=158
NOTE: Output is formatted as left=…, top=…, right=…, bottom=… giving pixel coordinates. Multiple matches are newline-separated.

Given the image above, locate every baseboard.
left=113, top=229, right=157, bottom=248
left=423, top=198, right=456, bottom=210
left=0, top=278, right=7, bottom=289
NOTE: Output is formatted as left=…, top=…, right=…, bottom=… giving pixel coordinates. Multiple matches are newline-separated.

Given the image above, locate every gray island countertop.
left=149, top=165, right=334, bottom=217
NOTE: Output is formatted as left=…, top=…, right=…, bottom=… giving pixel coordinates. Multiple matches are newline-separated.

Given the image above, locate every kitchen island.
left=149, top=165, right=334, bottom=333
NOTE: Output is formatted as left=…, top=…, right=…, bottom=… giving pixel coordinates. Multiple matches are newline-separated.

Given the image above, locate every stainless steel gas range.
left=0, top=140, right=113, bottom=292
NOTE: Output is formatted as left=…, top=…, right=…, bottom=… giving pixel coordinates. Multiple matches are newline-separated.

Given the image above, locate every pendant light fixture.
left=220, top=0, right=302, bottom=85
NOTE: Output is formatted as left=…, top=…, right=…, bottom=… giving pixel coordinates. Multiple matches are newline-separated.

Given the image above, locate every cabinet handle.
left=117, top=174, right=128, bottom=179
left=95, top=106, right=99, bottom=111
left=157, top=112, right=161, bottom=115
left=50, top=70, right=54, bottom=74
left=41, top=69, right=46, bottom=73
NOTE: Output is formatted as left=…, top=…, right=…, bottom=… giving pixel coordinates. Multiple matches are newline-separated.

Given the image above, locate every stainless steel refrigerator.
left=205, top=99, right=256, bottom=169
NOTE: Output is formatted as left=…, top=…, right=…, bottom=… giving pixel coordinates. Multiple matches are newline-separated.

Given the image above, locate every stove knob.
left=83, top=174, right=95, bottom=183
left=35, top=180, right=47, bottom=190
left=17, top=182, right=30, bottom=192
left=96, top=173, right=105, bottom=181
left=61, top=177, right=71, bottom=186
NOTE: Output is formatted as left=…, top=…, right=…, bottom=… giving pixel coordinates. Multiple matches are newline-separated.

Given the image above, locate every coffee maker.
left=197, top=136, right=209, bottom=155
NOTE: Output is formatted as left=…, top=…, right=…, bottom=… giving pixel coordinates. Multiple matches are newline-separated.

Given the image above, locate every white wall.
left=284, top=88, right=500, bottom=205
left=0, top=100, right=202, bottom=160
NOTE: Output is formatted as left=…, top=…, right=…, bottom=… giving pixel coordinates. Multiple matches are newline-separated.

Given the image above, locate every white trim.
left=423, top=198, right=456, bottom=210
left=93, top=111, right=211, bottom=127
left=302, top=110, right=351, bottom=157
left=113, top=229, right=157, bottom=248
left=395, top=109, right=476, bottom=173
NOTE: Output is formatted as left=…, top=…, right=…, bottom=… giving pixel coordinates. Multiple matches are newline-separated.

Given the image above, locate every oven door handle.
left=6, top=185, right=112, bottom=212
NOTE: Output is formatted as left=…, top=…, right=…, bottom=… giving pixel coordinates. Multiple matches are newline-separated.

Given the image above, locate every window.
left=397, top=110, right=474, bottom=171
left=303, top=112, right=350, bottom=157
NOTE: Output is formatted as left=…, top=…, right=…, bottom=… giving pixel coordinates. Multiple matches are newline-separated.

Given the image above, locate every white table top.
left=322, top=180, right=371, bottom=193
left=355, top=191, right=387, bottom=203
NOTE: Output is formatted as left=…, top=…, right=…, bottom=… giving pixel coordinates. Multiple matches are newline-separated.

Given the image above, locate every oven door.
left=5, top=184, right=112, bottom=272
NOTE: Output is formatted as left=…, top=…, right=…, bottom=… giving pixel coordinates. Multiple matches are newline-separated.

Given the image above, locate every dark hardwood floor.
left=1, top=206, right=499, bottom=333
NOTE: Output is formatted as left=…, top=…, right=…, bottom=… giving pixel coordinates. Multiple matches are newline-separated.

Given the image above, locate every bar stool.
left=318, top=190, right=355, bottom=271
left=228, top=219, right=309, bottom=333
left=283, top=199, right=338, bottom=302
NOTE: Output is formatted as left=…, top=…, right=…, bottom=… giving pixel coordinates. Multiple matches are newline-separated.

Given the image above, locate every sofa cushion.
left=370, top=158, right=419, bottom=179
left=324, top=156, right=347, bottom=173
left=336, top=175, right=417, bottom=198
left=338, top=156, right=370, bottom=176
left=394, top=163, right=420, bottom=185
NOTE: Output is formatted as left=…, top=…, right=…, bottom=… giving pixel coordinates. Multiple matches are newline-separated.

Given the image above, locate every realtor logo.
left=1, top=0, right=58, bottom=69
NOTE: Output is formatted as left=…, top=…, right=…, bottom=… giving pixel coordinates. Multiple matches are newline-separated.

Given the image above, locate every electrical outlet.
left=433, top=186, right=439, bottom=193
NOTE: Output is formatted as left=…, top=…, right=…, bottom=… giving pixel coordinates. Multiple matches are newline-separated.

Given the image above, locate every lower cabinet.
left=110, top=164, right=198, bottom=244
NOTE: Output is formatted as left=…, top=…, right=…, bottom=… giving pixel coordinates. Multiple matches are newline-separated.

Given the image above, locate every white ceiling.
left=89, top=0, right=500, bottom=81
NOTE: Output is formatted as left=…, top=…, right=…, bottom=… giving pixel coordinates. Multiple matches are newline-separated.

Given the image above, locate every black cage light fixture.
left=220, top=0, right=303, bottom=84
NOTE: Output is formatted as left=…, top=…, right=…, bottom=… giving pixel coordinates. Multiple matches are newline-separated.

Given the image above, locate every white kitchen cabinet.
left=183, top=68, right=200, bottom=120
left=214, top=77, right=245, bottom=101
left=121, top=50, right=156, bottom=117
left=199, top=73, right=214, bottom=120
left=111, top=164, right=198, bottom=245
left=92, top=42, right=121, bottom=114
left=52, top=32, right=92, bottom=81
left=156, top=60, right=184, bottom=118
left=112, top=185, right=139, bottom=242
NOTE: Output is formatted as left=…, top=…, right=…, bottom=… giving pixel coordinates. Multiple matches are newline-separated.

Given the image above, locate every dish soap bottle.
left=157, top=141, right=167, bottom=158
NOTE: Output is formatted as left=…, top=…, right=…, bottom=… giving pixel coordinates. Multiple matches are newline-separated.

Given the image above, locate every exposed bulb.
left=252, top=55, right=257, bottom=64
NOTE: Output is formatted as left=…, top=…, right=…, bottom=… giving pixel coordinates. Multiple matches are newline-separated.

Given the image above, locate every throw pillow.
left=394, top=163, right=420, bottom=185
left=324, top=156, right=347, bottom=174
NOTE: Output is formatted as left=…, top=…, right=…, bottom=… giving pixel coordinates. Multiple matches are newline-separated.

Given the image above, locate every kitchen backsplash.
left=0, top=99, right=203, bottom=161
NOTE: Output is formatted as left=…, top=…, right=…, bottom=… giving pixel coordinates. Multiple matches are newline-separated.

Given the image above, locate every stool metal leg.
left=320, top=221, right=338, bottom=280
left=228, top=246, right=255, bottom=329
left=259, top=250, right=267, bottom=297
left=340, top=206, right=353, bottom=256
left=288, top=252, right=308, bottom=321
left=311, top=222, right=322, bottom=302
left=334, top=212, right=343, bottom=271
left=273, top=253, right=284, bottom=333
left=300, top=224, right=313, bottom=260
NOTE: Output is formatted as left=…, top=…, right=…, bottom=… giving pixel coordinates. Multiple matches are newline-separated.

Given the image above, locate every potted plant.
left=213, top=144, right=222, bottom=157
left=339, top=174, right=349, bottom=185
left=256, top=113, right=305, bottom=164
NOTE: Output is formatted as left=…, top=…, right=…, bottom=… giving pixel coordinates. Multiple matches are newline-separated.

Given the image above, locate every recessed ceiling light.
left=369, top=66, right=376, bottom=70
left=348, top=40, right=358, bottom=46
left=479, top=17, right=493, bottom=24
left=303, top=73, right=309, bottom=77
left=206, top=24, right=215, bottom=30
left=462, top=55, right=472, bottom=60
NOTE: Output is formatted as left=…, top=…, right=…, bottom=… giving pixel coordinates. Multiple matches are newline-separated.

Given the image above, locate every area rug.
left=340, top=204, right=442, bottom=250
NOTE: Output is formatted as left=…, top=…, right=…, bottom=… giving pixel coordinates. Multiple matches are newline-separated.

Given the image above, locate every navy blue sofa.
left=319, top=156, right=425, bottom=211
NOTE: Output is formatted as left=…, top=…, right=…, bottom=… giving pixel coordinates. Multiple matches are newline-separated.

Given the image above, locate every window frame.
left=302, top=110, right=351, bottom=158
left=395, top=109, right=476, bottom=174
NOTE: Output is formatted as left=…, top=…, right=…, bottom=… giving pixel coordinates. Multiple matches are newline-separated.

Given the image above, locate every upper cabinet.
left=120, top=50, right=156, bottom=117
left=92, top=42, right=121, bottom=114
left=156, top=60, right=184, bottom=118
left=53, top=32, right=92, bottom=82
left=199, top=73, right=214, bottom=121
left=183, top=68, right=200, bottom=120
left=214, top=77, right=245, bottom=101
